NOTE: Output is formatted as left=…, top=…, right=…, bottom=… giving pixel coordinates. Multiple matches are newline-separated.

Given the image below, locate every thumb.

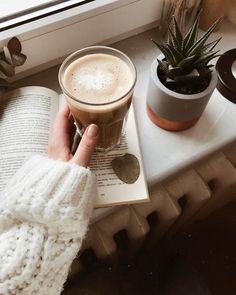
left=71, top=124, right=99, bottom=167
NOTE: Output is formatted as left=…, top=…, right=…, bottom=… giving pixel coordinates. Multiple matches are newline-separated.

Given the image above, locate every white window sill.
left=14, top=19, right=236, bottom=221
left=1, top=0, right=87, bottom=26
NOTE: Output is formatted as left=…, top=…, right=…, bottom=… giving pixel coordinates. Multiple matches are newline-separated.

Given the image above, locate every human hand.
left=47, top=104, right=99, bottom=167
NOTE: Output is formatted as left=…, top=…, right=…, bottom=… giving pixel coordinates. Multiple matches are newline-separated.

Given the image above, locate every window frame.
left=0, top=0, right=164, bottom=79
left=1, top=0, right=94, bottom=31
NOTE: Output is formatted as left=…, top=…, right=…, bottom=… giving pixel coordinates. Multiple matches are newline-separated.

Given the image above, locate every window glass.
left=0, top=0, right=94, bottom=30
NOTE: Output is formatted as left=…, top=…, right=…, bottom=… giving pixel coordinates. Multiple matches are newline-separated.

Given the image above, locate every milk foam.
left=63, top=53, right=134, bottom=104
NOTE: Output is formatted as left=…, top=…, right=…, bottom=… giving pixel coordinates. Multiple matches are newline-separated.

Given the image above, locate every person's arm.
left=0, top=105, right=99, bottom=295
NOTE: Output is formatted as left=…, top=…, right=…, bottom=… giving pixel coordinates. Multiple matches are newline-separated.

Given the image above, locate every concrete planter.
left=146, top=55, right=218, bottom=131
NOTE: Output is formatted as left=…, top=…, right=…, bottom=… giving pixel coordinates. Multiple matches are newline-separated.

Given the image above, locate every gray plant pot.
left=146, top=55, right=218, bottom=131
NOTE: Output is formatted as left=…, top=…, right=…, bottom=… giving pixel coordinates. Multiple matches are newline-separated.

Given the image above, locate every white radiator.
left=70, top=141, right=236, bottom=276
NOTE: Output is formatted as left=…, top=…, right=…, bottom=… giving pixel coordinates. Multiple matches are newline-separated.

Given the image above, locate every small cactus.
left=153, top=14, right=223, bottom=94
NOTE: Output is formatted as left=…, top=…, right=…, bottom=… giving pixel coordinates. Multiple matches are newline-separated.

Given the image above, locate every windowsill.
left=1, top=0, right=163, bottom=79
left=14, top=19, right=236, bottom=222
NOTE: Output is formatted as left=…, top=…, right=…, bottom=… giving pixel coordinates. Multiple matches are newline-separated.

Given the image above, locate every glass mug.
left=58, top=46, right=137, bottom=152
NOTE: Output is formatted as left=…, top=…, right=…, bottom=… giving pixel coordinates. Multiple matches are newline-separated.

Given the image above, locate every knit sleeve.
left=0, top=155, right=97, bottom=295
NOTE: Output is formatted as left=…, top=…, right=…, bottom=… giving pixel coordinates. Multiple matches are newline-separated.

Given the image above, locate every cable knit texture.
left=0, top=155, right=97, bottom=295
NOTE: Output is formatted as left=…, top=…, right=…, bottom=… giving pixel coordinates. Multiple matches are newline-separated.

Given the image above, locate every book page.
left=90, top=105, right=149, bottom=207
left=58, top=95, right=149, bottom=207
left=0, top=86, right=59, bottom=194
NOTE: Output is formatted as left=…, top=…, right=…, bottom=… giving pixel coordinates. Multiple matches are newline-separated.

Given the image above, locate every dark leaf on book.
left=7, top=37, right=22, bottom=55
left=111, top=153, right=140, bottom=184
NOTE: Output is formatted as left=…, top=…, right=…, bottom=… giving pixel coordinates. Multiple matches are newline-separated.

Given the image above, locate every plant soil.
left=158, top=67, right=211, bottom=95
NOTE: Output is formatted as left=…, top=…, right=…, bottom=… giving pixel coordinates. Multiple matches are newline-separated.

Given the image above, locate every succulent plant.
left=0, top=37, right=27, bottom=89
left=152, top=14, right=223, bottom=94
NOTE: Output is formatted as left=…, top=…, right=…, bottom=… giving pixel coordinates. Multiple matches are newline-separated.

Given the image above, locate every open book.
left=0, top=86, right=149, bottom=207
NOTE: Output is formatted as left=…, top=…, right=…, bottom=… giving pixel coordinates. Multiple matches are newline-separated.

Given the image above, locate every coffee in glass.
left=59, top=46, right=136, bottom=152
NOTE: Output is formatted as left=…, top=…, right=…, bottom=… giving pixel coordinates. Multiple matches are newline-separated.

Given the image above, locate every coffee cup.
left=59, top=46, right=137, bottom=152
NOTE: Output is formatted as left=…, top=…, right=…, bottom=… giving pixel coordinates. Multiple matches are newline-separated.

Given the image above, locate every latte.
left=63, top=53, right=133, bottom=105
left=59, top=47, right=136, bottom=151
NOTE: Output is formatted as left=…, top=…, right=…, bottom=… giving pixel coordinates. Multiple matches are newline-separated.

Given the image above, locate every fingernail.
left=86, top=124, right=99, bottom=137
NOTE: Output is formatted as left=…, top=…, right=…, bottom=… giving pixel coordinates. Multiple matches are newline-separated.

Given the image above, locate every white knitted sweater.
left=0, top=155, right=97, bottom=295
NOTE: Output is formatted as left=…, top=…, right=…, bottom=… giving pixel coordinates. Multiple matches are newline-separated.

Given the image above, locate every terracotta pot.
left=146, top=56, right=218, bottom=131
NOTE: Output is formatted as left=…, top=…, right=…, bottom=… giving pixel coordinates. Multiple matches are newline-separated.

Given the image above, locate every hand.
left=47, top=104, right=99, bottom=167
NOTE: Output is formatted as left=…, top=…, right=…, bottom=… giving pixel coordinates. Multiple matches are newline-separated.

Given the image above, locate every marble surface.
left=16, top=19, right=236, bottom=220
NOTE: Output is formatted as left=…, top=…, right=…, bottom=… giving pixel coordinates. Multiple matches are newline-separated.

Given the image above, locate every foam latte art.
left=63, top=53, right=134, bottom=104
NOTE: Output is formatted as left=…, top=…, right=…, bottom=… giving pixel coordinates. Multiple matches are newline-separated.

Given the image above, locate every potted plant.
left=146, top=14, right=222, bottom=131
left=0, top=37, right=27, bottom=99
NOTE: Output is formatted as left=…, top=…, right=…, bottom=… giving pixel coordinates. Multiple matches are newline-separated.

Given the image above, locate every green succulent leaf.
left=153, top=13, right=222, bottom=92
left=169, top=67, right=184, bottom=76
left=168, top=29, right=180, bottom=51
left=168, top=24, right=182, bottom=51
left=183, top=12, right=201, bottom=53
left=167, top=44, right=184, bottom=64
left=168, top=35, right=175, bottom=49
left=197, top=66, right=212, bottom=77
left=163, top=45, right=178, bottom=66
left=172, top=17, right=183, bottom=46
left=152, top=39, right=175, bottom=65
left=177, top=55, right=196, bottom=69
left=0, top=60, right=15, bottom=77
left=187, top=17, right=223, bottom=56
left=202, top=38, right=221, bottom=53
left=152, top=39, right=163, bottom=52
left=194, top=50, right=220, bottom=66
left=157, top=58, right=169, bottom=76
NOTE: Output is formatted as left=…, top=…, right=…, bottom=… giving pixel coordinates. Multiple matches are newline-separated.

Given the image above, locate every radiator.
left=69, top=141, right=236, bottom=276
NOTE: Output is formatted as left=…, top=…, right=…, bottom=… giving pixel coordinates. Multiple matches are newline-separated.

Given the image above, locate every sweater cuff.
left=0, top=155, right=97, bottom=238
